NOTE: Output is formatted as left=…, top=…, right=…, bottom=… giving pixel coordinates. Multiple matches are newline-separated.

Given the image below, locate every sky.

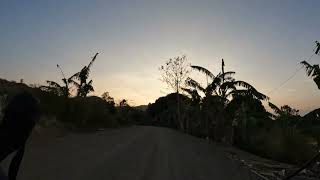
left=0, top=0, right=319, bottom=114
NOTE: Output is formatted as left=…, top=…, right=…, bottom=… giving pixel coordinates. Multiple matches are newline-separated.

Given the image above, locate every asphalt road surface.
left=3, top=126, right=258, bottom=180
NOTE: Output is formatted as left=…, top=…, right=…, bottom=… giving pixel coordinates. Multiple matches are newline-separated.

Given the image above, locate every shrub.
left=242, top=125, right=316, bottom=165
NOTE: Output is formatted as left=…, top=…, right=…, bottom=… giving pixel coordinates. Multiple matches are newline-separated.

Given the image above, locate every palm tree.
left=188, top=66, right=236, bottom=98
left=70, top=53, right=98, bottom=97
left=189, top=59, right=268, bottom=101
left=301, top=61, right=320, bottom=89
left=186, top=59, right=268, bottom=142
left=186, top=60, right=228, bottom=139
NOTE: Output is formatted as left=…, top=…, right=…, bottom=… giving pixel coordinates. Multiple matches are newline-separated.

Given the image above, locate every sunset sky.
left=1, top=0, right=319, bottom=114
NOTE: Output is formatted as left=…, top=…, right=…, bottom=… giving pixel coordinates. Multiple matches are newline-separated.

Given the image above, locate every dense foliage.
left=0, top=53, right=146, bottom=130
left=0, top=78, right=147, bottom=129
left=148, top=59, right=320, bottom=165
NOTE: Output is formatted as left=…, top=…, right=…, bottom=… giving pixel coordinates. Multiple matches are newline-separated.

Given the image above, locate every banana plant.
left=41, top=64, right=72, bottom=98
left=70, top=53, right=98, bottom=97
left=301, top=61, right=320, bottom=89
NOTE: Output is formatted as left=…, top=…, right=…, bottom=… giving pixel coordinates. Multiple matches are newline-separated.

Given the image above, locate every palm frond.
left=301, top=61, right=320, bottom=89
left=301, top=61, right=315, bottom=77
left=251, top=89, right=269, bottom=100
left=223, top=81, right=269, bottom=100
left=185, top=77, right=205, bottom=92
left=83, top=80, right=94, bottom=93
left=212, top=76, right=222, bottom=85
left=233, top=81, right=269, bottom=100
left=232, top=80, right=254, bottom=89
left=191, top=65, right=215, bottom=79
left=205, top=82, right=218, bottom=95
left=182, top=88, right=200, bottom=100
left=87, top=80, right=93, bottom=86
left=205, top=76, right=223, bottom=95
left=314, top=76, right=320, bottom=89
left=69, top=79, right=80, bottom=88
left=69, top=72, right=81, bottom=81
left=226, top=89, right=246, bottom=98
left=87, top=52, right=99, bottom=72
left=312, top=64, right=320, bottom=77
left=244, top=88, right=269, bottom=100
left=268, top=102, right=282, bottom=115
left=220, top=81, right=237, bottom=91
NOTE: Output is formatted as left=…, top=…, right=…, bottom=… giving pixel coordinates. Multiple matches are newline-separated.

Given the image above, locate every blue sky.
left=0, top=0, right=319, bottom=113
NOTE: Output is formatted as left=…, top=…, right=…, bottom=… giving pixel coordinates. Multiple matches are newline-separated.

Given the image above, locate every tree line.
left=1, top=42, right=320, bottom=165
left=148, top=41, right=320, bottom=165
left=0, top=53, right=146, bottom=130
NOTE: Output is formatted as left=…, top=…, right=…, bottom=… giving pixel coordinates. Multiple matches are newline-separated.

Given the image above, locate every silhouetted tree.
left=147, top=93, right=190, bottom=129
left=119, top=99, right=129, bottom=107
left=101, top=92, right=116, bottom=113
left=226, top=92, right=270, bottom=144
left=181, top=88, right=201, bottom=106
left=302, top=108, right=320, bottom=148
left=268, top=102, right=301, bottom=137
left=186, top=59, right=268, bottom=141
left=41, top=64, right=72, bottom=98
left=301, top=61, right=320, bottom=89
left=70, top=53, right=98, bottom=97
left=299, top=40, right=320, bottom=149
left=300, top=41, right=320, bottom=89
left=101, top=92, right=115, bottom=104
left=159, top=56, right=190, bottom=131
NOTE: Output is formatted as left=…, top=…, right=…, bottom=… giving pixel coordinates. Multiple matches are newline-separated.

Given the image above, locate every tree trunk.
left=176, top=90, right=183, bottom=131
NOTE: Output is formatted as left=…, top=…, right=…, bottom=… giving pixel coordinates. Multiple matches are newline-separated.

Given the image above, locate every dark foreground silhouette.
left=1, top=126, right=258, bottom=180
left=0, top=92, right=40, bottom=180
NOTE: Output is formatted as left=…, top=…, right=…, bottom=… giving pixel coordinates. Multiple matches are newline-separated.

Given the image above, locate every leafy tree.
left=147, top=93, right=190, bottom=129
left=101, top=92, right=116, bottom=113
left=159, top=56, right=190, bottom=93
left=101, top=92, right=115, bottom=104
left=268, top=103, right=301, bottom=136
left=268, top=103, right=300, bottom=119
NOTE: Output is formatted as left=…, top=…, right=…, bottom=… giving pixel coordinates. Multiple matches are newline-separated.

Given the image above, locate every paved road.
left=3, top=126, right=258, bottom=180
